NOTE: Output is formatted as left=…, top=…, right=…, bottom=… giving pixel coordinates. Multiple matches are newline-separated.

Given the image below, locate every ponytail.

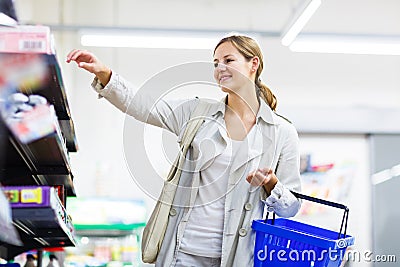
left=256, top=79, right=277, bottom=111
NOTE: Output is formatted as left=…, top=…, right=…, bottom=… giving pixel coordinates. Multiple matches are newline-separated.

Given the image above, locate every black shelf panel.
left=0, top=126, right=76, bottom=196
left=39, top=54, right=78, bottom=152
left=0, top=207, right=76, bottom=260
left=59, top=120, right=78, bottom=153
left=0, top=174, right=75, bottom=197
left=9, top=133, right=71, bottom=173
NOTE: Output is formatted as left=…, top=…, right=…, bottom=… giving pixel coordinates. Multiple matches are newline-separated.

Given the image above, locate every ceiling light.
left=281, top=0, right=321, bottom=46
left=290, top=34, right=400, bottom=55
left=80, top=33, right=218, bottom=50
left=372, top=163, right=400, bottom=185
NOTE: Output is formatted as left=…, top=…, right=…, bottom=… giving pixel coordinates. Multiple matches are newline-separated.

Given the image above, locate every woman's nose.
left=216, top=63, right=227, bottom=70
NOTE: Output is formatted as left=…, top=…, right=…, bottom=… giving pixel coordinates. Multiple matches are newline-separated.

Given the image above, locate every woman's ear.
left=251, top=56, right=260, bottom=72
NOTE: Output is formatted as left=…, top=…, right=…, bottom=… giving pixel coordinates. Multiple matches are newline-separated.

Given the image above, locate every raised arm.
left=66, top=49, right=198, bottom=137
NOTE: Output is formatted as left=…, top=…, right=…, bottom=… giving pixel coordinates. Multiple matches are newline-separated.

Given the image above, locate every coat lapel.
left=228, top=123, right=275, bottom=188
left=192, top=117, right=226, bottom=172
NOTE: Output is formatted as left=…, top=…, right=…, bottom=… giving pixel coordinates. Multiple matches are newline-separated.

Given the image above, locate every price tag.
left=21, top=188, right=43, bottom=204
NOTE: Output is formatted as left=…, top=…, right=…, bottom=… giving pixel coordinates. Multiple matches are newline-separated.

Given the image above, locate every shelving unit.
left=0, top=25, right=78, bottom=261
left=15, top=53, right=78, bottom=153
left=1, top=186, right=75, bottom=260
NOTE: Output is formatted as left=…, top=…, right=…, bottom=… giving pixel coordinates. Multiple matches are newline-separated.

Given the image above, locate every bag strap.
left=179, top=99, right=212, bottom=149
left=166, top=99, right=212, bottom=182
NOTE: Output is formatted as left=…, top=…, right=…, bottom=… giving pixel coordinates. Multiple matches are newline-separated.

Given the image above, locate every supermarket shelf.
left=0, top=207, right=76, bottom=260
left=8, top=132, right=71, bottom=174
left=0, top=186, right=76, bottom=260
left=35, top=53, right=78, bottom=152
left=0, top=52, right=78, bottom=152
left=0, top=123, right=76, bottom=196
left=1, top=25, right=77, bottom=260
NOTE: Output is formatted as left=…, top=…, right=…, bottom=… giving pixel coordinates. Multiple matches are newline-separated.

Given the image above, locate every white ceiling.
left=12, top=0, right=400, bottom=133
left=14, top=0, right=400, bottom=34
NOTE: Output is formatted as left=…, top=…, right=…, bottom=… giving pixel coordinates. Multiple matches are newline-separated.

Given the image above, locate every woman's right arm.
left=66, top=49, right=197, bottom=136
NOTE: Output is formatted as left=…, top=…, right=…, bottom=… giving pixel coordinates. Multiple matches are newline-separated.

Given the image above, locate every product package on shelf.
left=1, top=185, right=77, bottom=256
left=2, top=185, right=68, bottom=226
left=2, top=185, right=64, bottom=211
left=3, top=92, right=65, bottom=144
left=3, top=185, right=68, bottom=227
left=53, top=185, right=66, bottom=207
left=65, top=214, right=75, bottom=239
left=0, top=25, right=55, bottom=54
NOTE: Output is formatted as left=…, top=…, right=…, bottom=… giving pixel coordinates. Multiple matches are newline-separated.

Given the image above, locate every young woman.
left=67, top=34, right=302, bottom=267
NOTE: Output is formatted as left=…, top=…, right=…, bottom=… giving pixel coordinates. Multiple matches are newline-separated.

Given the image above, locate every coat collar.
left=193, top=96, right=278, bottom=175
left=208, top=96, right=277, bottom=125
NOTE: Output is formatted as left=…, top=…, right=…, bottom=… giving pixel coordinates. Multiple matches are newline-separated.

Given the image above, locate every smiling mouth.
left=219, top=76, right=231, bottom=83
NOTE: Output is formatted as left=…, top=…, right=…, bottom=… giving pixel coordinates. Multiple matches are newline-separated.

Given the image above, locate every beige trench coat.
left=93, top=73, right=302, bottom=267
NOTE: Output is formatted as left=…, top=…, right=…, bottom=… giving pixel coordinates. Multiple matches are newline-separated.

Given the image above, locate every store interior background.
left=9, top=0, right=400, bottom=266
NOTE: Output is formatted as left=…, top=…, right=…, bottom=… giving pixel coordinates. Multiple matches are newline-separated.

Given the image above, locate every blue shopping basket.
left=252, top=191, right=355, bottom=267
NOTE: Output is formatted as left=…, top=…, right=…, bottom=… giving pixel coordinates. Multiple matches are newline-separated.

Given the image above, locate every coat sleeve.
left=262, top=122, right=302, bottom=217
left=92, top=72, right=198, bottom=136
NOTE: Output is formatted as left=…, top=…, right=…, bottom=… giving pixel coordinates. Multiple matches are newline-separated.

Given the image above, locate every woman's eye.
left=225, top=59, right=233, bottom=63
left=213, top=62, right=218, bottom=68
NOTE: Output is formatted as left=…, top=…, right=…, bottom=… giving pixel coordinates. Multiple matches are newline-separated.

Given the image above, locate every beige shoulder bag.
left=141, top=100, right=211, bottom=263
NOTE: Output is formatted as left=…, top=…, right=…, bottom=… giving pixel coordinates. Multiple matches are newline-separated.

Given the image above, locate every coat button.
left=244, top=203, right=252, bottom=211
left=169, top=208, right=177, bottom=216
left=238, top=228, right=247, bottom=237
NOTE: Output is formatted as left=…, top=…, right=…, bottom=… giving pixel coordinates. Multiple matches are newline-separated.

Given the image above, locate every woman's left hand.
left=246, top=168, right=275, bottom=187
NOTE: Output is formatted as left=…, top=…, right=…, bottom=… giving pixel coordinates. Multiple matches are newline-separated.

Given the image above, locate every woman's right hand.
left=66, top=49, right=112, bottom=86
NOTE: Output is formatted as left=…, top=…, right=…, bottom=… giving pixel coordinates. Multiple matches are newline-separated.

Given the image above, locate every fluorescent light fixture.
left=80, top=33, right=218, bottom=50
left=281, top=0, right=321, bottom=46
left=290, top=34, right=400, bottom=55
left=372, top=163, right=400, bottom=185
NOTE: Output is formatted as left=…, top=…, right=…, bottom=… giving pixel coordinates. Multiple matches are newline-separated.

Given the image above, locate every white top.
left=180, top=126, right=256, bottom=257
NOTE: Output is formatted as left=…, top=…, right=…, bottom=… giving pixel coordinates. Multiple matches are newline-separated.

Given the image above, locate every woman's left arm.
left=247, top=123, right=302, bottom=217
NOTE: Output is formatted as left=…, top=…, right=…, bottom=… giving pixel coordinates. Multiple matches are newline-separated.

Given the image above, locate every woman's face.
left=213, top=41, right=255, bottom=93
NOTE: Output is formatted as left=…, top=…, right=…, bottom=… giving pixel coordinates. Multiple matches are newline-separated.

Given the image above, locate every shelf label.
left=21, top=188, right=43, bottom=204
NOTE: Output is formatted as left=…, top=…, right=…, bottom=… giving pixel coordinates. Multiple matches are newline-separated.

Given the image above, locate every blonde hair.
left=214, top=34, right=277, bottom=111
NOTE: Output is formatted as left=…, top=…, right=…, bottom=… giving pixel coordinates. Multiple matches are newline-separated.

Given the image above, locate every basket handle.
left=264, top=190, right=349, bottom=239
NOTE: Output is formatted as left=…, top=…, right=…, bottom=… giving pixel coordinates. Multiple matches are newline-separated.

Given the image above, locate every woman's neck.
left=226, top=86, right=259, bottom=119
